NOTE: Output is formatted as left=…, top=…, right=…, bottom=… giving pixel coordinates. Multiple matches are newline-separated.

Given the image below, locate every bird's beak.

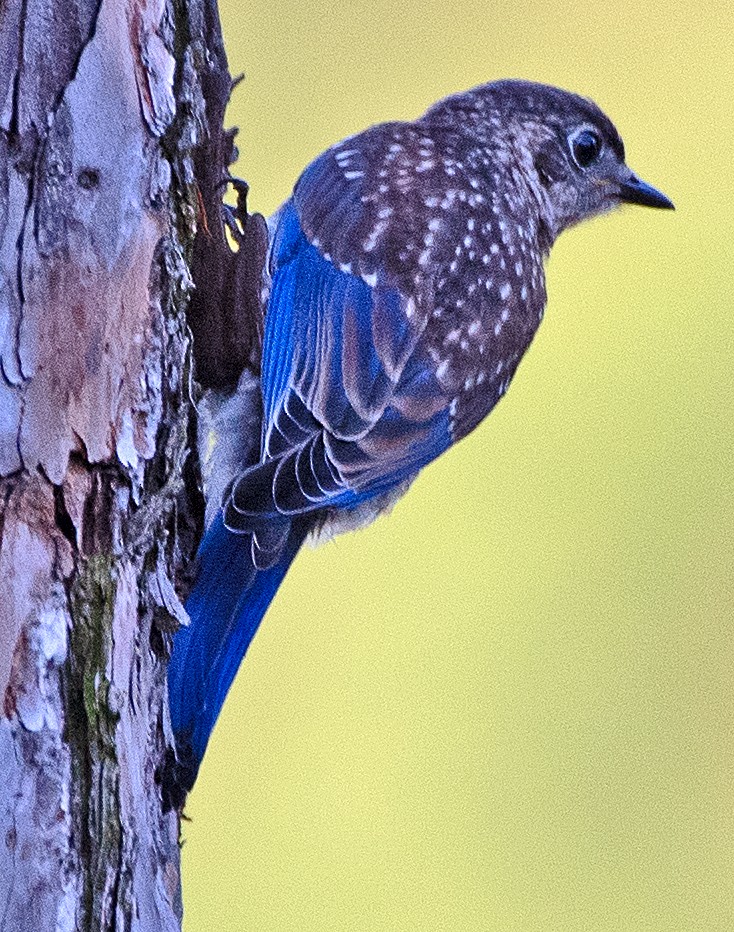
left=618, top=171, right=675, bottom=210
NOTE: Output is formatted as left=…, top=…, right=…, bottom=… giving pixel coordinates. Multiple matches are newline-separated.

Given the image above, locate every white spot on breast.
left=521, top=285, right=528, bottom=300
left=339, top=262, right=353, bottom=274
left=362, top=271, right=378, bottom=287
left=500, top=283, right=512, bottom=300
left=490, top=243, right=499, bottom=255
left=468, top=320, right=481, bottom=336
left=501, top=308, right=510, bottom=322
left=344, top=170, right=364, bottom=180
left=436, top=360, right=450, bottom=380
left=515, top=261, right=523, bottom=276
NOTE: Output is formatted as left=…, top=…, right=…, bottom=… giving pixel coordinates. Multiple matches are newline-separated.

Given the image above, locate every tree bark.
left=0, top=1, right=258, bottom=928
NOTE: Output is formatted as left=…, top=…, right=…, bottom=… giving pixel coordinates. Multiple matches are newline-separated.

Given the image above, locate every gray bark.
left=0, top=0, right=256, bottom=928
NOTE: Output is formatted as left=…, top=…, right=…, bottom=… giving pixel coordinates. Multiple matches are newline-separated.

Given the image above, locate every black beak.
left=619, top=173, right=675, bottom=210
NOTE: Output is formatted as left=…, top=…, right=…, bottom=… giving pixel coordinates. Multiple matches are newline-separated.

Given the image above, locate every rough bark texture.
left=0, top=0, right=258, bottom=928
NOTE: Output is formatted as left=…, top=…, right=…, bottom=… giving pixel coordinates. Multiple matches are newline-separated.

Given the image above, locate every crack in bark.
left=0, top=742, right=21, bottom=932
left=13, top=394, right=24, bottom=475
left=6, top=0, right=27, bottom=142
left=6, top=0, right=29, bottom=390
left=14, top=171, right=30, bottom=383
left=53, top=483, right=79, bottom=552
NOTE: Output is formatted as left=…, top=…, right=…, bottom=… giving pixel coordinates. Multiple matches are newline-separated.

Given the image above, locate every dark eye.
left=570, top=130, right=603, bottom=168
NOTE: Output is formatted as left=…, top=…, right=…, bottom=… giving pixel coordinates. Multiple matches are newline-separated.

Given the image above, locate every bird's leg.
left=220, top=175, right=251, bottom=246
left=227, top=174, right=250, bottom=219
left=222, top=203, right=244, bottom=246
left=214, top=172, right=268, bottom=365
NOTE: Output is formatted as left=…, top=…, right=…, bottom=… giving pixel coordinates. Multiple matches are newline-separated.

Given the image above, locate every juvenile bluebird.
left=164, top=79, right=673, bottom=805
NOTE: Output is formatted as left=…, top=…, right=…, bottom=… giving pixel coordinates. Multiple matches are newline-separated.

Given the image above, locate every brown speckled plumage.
left=292, top=81, right=639, bottom=444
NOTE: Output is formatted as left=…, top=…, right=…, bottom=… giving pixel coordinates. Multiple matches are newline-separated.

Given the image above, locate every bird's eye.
left=570, top=130, right=603, bottom=169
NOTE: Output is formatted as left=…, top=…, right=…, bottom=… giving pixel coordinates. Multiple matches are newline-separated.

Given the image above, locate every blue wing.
left=225, top=154, right=453, bottom=534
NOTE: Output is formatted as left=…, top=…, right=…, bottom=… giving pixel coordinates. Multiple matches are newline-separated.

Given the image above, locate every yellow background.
left=183, top=2, right=733, bottom=929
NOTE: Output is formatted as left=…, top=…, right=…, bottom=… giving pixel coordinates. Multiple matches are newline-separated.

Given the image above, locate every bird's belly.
left=306, top=477, right=415, bottom=547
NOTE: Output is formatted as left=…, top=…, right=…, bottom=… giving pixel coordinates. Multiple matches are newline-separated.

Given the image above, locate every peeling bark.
left=0, top=0, right=253, bottom=928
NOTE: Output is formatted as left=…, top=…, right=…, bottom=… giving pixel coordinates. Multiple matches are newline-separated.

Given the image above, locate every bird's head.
left=422, top=79, right=674, bottom=241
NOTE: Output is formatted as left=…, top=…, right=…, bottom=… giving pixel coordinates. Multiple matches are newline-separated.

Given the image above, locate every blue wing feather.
left=227, top=196, right=453, bottom=526
left=165, top=515, right=305, bottom=801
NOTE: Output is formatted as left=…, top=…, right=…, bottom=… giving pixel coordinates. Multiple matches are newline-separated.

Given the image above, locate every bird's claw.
left=220, top=175, right=251, bottom=244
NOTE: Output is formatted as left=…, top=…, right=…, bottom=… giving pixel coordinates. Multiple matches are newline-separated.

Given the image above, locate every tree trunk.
left=0, top=1, right=259, bottom=928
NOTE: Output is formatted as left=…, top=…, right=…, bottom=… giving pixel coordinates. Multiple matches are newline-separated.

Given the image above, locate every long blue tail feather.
left=163, top=513, right=307, bottom=806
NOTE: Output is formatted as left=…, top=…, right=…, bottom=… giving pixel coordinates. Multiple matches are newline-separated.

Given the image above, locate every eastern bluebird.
left=164, top=79, right=673, bottom=806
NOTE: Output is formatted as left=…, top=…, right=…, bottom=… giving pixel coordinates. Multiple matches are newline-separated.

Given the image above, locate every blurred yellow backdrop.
left=182, top=2, right=734, bottom=930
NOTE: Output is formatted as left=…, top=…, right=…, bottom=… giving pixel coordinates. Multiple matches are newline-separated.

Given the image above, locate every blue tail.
left=164, top=513, right=305, bottom=805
